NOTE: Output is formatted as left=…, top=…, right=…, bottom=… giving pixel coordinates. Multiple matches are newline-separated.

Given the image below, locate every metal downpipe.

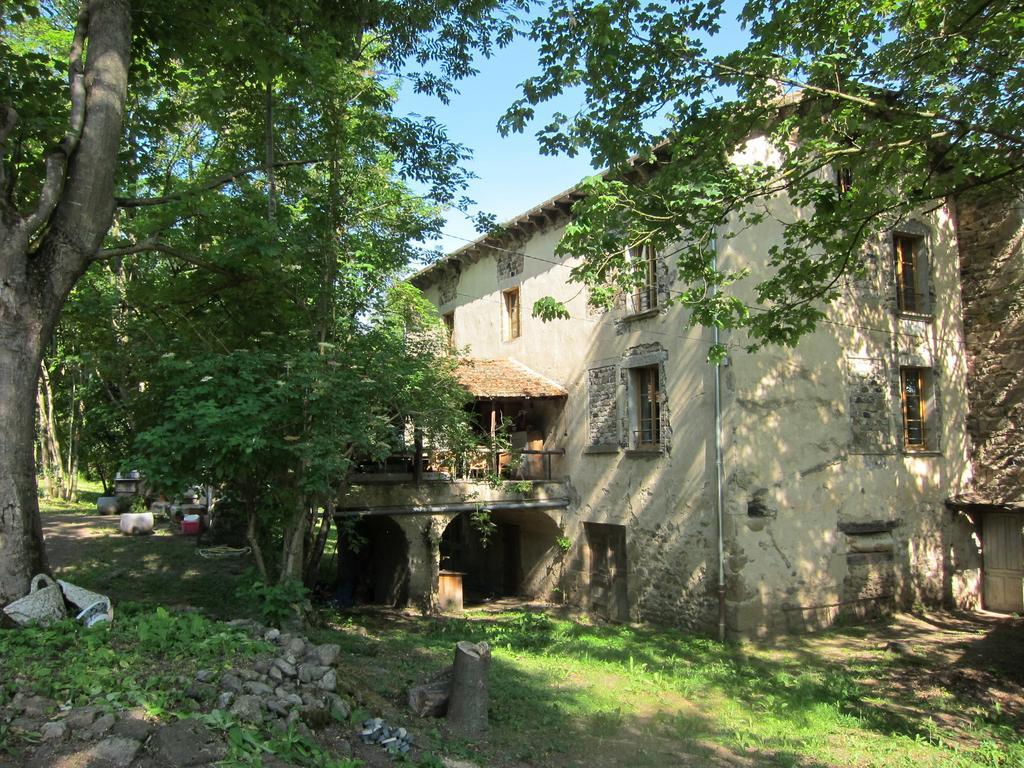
left=712, top=237, right=727, bottom=643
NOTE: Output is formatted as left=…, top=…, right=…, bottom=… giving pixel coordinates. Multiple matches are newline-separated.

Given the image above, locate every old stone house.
left=337, top=143, right=1024, bottom=637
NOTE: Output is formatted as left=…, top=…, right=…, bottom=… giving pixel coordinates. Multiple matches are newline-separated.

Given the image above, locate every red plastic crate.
left=180, top=519, right=201, bottom=535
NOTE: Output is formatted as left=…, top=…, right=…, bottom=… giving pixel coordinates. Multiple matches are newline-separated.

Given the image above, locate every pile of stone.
left=0, top=621, right=357, bottom=767
left=359, top=717, right=413, bottom=755
left=212, top=622, right=350, bottom=735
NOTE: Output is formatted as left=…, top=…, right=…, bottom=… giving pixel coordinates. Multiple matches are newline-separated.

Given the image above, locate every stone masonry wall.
left=495, top=249, right=524, bottom=280
left=587, top=365, right=618, bottom=447
left=846, top=357, right=894, bottom=453
left=955, top=186, right=1024, bottom=502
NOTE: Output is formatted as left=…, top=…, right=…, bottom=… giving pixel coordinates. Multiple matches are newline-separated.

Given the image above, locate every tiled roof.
left=454, top=358, right=567, bottom=399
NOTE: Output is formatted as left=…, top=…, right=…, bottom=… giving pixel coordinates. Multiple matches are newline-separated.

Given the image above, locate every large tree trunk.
left=0, top=326, right=49, bottom=604
left=0, top=0, right=131, bottom=605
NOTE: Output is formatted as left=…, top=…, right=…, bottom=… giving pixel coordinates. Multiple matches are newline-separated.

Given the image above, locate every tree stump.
left=446, top=641, right=491, bottom=736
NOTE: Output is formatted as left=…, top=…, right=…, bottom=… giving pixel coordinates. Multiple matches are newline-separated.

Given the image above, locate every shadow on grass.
left=313, top=609, right=874, bottom=768
left=45, top=520, right=257, bottom=619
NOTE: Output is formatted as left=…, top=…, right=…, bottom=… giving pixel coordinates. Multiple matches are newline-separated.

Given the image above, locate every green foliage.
left=7, top=0, right=517, bottom=587
left=468, top=508, right=497, bottom=547
left=0, top=606, right=267, bottom=716
left=237, top=577, right=311, bottom=628
left=505, top=0, right=1024, bottom=350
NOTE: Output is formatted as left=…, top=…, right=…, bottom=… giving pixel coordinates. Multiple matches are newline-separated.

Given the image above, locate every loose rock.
left=90, top=735, right=143, bottom=768
left=148, top=718, right=227, bottom=766
left=220, top=672, right=242, bottom=693
left=242, top=680, right=274, bottom=696
left=319, top=669, right=337, bottom=692
left=86, top=712, right=117, bottom=739
left=64, top=705, right=103, bottom=732
left=229, top=694, right=264, bottom=725
left=40, top=720, right=68, bottom=742
left=315, top=644, right=341, bottom=667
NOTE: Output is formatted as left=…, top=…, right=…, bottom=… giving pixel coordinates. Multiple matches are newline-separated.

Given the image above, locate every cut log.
left=447, top=641, right=491, bottom=736
left=408, top=665, right=452, bottom=717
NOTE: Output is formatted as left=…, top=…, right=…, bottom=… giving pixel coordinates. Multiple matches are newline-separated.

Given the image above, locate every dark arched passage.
left=439, top=508, right=561, bottom=604
left=335, top=515, right=410, bottom=607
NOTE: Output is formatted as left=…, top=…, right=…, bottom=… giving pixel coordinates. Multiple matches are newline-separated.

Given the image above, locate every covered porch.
left=353, top=357, right=568, bottom=482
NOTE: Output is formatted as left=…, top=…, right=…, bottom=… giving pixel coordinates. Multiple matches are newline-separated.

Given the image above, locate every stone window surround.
left=621, top=345, right=671, bottom=454
left=890, top=220, right=935, bottom=321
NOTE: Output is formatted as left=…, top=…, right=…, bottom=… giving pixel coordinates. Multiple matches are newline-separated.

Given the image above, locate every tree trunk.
left=280, top=497, right=308, bottom=583
left=303, top=499, right=333, bottom=588
left=447, top=641, right=491, bottom=736
left=0, top=332, right=50, bottom=605
left=37, top=364, right=65, bottom=499
left=0, top=0, right=131, bottom=605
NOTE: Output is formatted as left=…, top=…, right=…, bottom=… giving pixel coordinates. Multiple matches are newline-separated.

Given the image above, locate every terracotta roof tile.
left=454, top=358, right=567, bottom=399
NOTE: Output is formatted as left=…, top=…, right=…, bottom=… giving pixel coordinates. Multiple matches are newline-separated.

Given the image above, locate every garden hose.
left=197, top=546, right=251, bottom=559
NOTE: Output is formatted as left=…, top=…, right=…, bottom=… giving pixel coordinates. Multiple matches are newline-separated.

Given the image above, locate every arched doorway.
left=439, top=508, right=561, bottom=604
left=335, top=515, right=410, bottom=607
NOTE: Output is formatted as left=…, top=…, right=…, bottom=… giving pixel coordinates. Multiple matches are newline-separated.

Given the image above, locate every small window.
left=628, top=244, right=658, bottom=314
left=631, top=365, right=661, bottom=448
left=836, top=167, right=853, bottom=196
left=442, top=311, right=455, bottom=344
left=894, top=234, right=929, bottom=314
left=901, top=367, right=934, bottom=451
left=503, top=287, right=521, bottom=340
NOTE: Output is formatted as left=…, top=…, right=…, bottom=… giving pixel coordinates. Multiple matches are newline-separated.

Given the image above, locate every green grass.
left=27, top=512, right=1024, bottom=768
left=45, top=515, right=260, bottom=620
left=0, top=606, right=268, bottom=718
left=311, top=610, right=1024, bottom=768
left=37, top=476, right=105, bottom=514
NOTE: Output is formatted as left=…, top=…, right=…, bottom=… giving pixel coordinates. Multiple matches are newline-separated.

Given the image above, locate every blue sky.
left=397, top=3, right=750, bottom=254
left=396, top=34, right=597, bottom=250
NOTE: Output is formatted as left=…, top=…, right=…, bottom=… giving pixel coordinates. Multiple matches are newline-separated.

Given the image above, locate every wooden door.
left=983, top=512, right=1024, bottom=613
left=586, top=523, right=629, bottom=622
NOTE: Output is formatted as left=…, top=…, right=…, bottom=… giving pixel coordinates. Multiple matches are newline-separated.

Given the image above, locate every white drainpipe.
left=712, top=236, right=726, bottom=643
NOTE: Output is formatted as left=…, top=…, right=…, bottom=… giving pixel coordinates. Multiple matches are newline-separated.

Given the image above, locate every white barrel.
left=119, top=511, right=154, bottom=535
left=97, top=496, right=120, bottom=515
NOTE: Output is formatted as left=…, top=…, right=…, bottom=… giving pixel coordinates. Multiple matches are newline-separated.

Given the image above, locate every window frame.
left=894, top=233, right=930, bottom=316
left=836, top=166, right=853, bottom=196
left=442, top=311, right=455, bottom=343
left=502, top=286, right=521, bottom=341
left=900, top=366, right=931, bottom=451
left=632, top=364, right=661, bottom=449
left=627, top=244, right=658, bottom=315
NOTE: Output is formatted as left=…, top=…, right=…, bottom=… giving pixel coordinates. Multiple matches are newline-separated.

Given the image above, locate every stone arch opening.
left=335, top=515, right=410, bottom=607
left=439, top=508, right=561, bottom=604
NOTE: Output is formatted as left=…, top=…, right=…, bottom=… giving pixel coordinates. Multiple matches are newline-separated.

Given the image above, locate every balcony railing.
left=354, top=447, right=565, bottom=482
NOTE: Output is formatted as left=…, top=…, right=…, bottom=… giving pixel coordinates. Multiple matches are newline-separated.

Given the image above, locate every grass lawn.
left=24, top=510, right=1024, bottom=768
left=37, top=476, right=105, bottom=514
left=309, top=608, right=1023, bottom=768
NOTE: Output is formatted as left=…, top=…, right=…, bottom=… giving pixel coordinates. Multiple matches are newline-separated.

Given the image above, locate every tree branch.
left=712, top=60, right=1024, bottom=150
left=0, top=105, right=16, bottom=146
left=0, top=105, right=17, bottom=211
left=94, top=239, right=240, bottom=276
left=22, top=3, right=90, bottom=238
left=115, top=158, right=321, bottom=208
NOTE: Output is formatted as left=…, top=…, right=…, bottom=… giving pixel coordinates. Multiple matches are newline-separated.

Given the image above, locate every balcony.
left=352, top=446, right=567, bottom=483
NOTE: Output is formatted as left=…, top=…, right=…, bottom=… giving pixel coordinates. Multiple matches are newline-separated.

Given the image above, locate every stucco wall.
left=412, top=141, right=979, bottom=636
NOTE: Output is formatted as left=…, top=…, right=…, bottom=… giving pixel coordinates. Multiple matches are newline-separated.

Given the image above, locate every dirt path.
left=42, top=513, right=133, bottom=568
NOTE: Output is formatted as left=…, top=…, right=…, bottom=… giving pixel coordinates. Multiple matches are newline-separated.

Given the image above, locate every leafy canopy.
left=503, top=0, right=1024, bottom=355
